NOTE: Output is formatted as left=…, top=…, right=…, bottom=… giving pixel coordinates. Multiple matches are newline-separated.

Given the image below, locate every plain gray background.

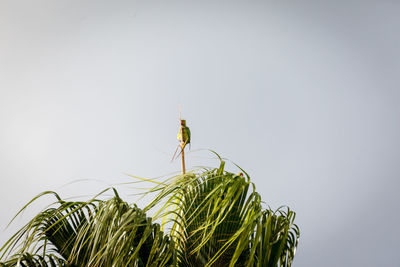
left=1, top=1, right=399, bottom=266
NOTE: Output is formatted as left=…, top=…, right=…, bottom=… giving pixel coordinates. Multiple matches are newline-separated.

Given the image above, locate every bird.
left=177, top=119, right=191, bottom=150
left=172, top=119, right=191, bottom=162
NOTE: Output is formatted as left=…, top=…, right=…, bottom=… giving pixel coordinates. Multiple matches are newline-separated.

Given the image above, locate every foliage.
left=0, top=190, right=175, bottom=267
left=0, top=161, right=299, bottom=266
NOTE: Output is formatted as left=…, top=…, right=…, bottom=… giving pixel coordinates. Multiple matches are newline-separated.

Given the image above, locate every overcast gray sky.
left=1, top=1, right=400, bottom=266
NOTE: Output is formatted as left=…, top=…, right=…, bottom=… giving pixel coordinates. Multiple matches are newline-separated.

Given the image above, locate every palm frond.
left=0, top=252, right=67, bottom=267
left=0, top=189, right=175, bottom=267
left=146, top=161, right=300, bottom=267
left=1, top=159, right=299, bottom=267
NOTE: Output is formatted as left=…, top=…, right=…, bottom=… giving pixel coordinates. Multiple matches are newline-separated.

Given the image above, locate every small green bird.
left=172, top=119, right=191, bottom=161
left=177, top=119, right=191, bottom=149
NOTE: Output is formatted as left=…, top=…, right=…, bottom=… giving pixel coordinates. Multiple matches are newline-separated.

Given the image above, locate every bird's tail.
left=171, top=145, right=180, bottom=162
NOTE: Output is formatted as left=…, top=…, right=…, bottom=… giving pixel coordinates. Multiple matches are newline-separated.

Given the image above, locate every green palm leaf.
left=145, top=160, right=299, bottom=267
left=1, top=159, right=299, bottom=266
left=0, top=189, right=175, bottom=267
left=0, top=252, right=67, bottom=267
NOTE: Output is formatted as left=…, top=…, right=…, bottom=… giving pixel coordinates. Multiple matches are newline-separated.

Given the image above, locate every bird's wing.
left=186, top=127, right=191, bottom=149
left=187, top=127, right=191, bottom=143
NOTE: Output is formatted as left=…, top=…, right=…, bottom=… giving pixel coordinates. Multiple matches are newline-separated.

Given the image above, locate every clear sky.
left=1, top=1, right=399, bottom=266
